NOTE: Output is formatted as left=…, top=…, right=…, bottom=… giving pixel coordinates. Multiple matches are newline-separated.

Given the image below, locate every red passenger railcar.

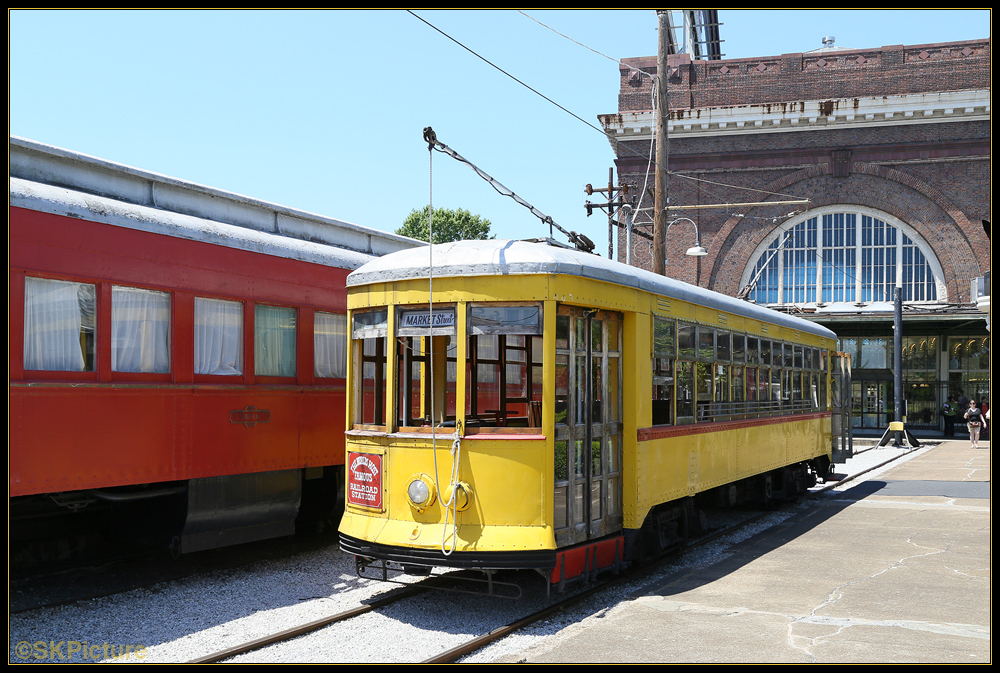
left=9, top=137, right=415, bottom=560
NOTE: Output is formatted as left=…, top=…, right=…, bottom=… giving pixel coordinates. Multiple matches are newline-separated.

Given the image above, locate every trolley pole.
left=653, top=10, right=670, bottom=276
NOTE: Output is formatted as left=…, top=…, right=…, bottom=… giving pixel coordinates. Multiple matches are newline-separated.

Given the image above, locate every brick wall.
left=618, top=40, right=990, bottom=113
left=611, top=39, right=990, bottom=305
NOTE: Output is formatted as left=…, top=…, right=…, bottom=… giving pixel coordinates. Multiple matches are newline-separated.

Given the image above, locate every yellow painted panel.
left=349, top=435, right=551, bottom=543
left=374, top=518, right=556, bottom=554
left=629, top=417, right=831, bottom=528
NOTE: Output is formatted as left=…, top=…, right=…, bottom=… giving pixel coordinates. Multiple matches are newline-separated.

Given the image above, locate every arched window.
left=741, top=207, right=943, bottom=306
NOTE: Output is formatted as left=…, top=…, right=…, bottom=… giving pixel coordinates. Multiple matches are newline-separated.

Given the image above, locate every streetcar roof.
left=347, top=239, right=837, bottom=340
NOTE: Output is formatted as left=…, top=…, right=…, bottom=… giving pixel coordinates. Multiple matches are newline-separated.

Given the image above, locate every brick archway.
left=705, top=162, right=985, bottom=302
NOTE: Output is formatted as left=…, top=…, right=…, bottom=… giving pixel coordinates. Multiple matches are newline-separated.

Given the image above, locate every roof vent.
left=822, top=36, right=835, bottom=48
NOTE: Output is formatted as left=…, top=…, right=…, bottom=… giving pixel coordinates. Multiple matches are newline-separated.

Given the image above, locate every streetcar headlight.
left=406, top=475, right=436, bottom=511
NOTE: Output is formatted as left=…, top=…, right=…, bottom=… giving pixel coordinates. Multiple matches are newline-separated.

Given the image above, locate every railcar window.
left=23, top=277, right=96, bottom=372
left=466, top=333, right=543, bottom=428
left=676, top=360, right=695, bottom=423
left=314, top=311, right=347, bottom=378
left=360, top=338, right=386, bottom=425
left=732, top=364, right=746, bottom=406
left=717, top=330, right=731, bottom=361
left=699, top=327, right=716, bottom=360
left=746, top=366, right=759, bottom=403
left=469, top=305, right=541, bottom=334
left=678, top=323, right=696, bottom=359
left=696, top=362, right=713, bottom=421
left=463, top=304, right=543, bottom=430
left=652, top=315, right=675, bottom=426
left=760, top=340, right=772, bottom=366
left=395, top=335, right=457, bottom=427
left=352, top=309, right=388, bottom=427
left=111, top=286, right=171, bottom=373
left=194, top=297, right=243, bottom=376
left=255, top=305, right=296, bottom=377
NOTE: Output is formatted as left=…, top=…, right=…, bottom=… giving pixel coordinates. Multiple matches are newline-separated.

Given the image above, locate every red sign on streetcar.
left=347, top=452, right=383, bottom=509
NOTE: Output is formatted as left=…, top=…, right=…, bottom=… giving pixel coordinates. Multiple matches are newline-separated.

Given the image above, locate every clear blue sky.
left=9, top=9, right=991, bottom=248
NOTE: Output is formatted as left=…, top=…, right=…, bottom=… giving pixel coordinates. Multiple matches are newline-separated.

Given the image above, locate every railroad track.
left=187, top=507, right=779, bottom=664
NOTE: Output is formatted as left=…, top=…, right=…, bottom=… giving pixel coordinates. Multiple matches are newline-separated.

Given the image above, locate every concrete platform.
left=523, top=440, right=990, bottom=663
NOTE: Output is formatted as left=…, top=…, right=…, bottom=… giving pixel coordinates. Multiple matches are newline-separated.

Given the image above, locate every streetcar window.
left=732, top=365, right=745, bottom=406
left=111, top=286, right=171, bottom=373
left=746, top=337, right=759, bottom=364
left=465, top=333, right=543, bottom=428
left=676, top=360, right=695, bottom=423
left=23, top=277, right=96, bottom=372
left=360, top=336, right=386, bottom=426
left=556, top=315, right=570, bottom=350
left=732, top=334, right=746, bottom=363
left=652, top=315, right=675, bottom=426
left=352, top=309, right=388, bottom=338
left=314, top=311, right=347, bottom=378
left=717, top=331, right=731, bottom=361
left=653, top=315, right=676, bottom=357
left=469, top=305, right=541, bottom=335
left=699, top=327, right=715, bottom=360
left=395, top=335, right=456, bottom=427
left=255, top=304, right=296, bottom=377
left=760, top=340, right=772, bottom=366
left=715, top=365, right=730, bottom=403
left=352, top=309, right=388, bottom=427
left=677, top=322, right=696, bottom=359
left=194, top=297, right=243, bottom=376
left=465, top=303, right=544, bottom=430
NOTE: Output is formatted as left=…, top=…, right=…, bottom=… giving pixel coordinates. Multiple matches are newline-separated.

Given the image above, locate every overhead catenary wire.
left=407, top=10, right=808, bottom=210
left=410, top=12, right=873, bottom=299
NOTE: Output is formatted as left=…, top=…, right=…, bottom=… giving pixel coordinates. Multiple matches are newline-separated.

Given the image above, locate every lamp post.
left=664, top=216, right=708, bottom=265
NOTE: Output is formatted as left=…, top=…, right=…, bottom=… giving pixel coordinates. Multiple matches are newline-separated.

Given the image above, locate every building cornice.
left=600, top=89, right=990, bottom=142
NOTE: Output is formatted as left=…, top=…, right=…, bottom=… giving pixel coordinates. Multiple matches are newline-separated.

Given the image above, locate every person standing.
left=980, top=397, right=989, bottom=440
left=963, top=399, right=986, bottom=449
left=942, top=396, right=956, bottom=437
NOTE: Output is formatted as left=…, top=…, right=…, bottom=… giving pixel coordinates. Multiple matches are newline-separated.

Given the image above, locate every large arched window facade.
left=741, top=206, right=945, bottom=307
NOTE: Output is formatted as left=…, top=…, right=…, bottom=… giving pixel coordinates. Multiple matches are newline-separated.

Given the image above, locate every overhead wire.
left=408, top=10, right=871, bottom=292
left=407, top=10, right=806, bottom=207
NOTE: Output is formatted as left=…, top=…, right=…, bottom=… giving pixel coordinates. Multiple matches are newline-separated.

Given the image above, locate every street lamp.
left=664, top=216, right=708, bottom=264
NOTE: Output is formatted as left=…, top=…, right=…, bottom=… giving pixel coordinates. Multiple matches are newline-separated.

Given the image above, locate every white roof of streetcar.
left=347, top=238, right=837, bottom=341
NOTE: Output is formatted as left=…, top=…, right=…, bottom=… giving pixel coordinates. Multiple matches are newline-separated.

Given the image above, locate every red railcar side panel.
left=9, top=385, right=346, bottom=497
left=9, top=204, right=353, bottom=497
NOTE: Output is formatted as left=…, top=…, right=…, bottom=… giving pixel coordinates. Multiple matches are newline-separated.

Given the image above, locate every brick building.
left=600, top=38, right=990, bottom=433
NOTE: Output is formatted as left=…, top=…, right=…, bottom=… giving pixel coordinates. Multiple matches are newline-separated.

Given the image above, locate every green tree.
left=396, top=206, right=493, bottom=244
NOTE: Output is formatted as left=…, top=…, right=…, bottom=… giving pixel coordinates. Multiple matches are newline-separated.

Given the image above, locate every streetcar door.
left=830, top=351, right=853, bottom=462
left=553, top=306, right=623, bottom=547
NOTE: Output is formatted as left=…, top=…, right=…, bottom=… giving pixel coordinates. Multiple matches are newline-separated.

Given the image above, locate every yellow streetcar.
left=339, top=238, right=840, bottom=591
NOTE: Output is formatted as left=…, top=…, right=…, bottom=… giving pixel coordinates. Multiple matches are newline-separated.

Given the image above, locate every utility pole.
left=585, top=167, right=629, bottom=260
left=653, top=10, right=670, bottom=276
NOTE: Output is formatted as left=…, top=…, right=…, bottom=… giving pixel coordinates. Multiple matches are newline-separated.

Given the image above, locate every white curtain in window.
left=23, top=277, right=95, bottom=371
left=195, top=297, right=243, bottom=375
left=314, top=311, right=347, bottom=378
left=255, top=305, right=296, bottom=377
left=112, top=286, right=171, bottom=373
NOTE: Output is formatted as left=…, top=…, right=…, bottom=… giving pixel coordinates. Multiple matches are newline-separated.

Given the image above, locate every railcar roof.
left=11, top=177, right=375, bottom=270
left=347, top=239, right=837, bottom=340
